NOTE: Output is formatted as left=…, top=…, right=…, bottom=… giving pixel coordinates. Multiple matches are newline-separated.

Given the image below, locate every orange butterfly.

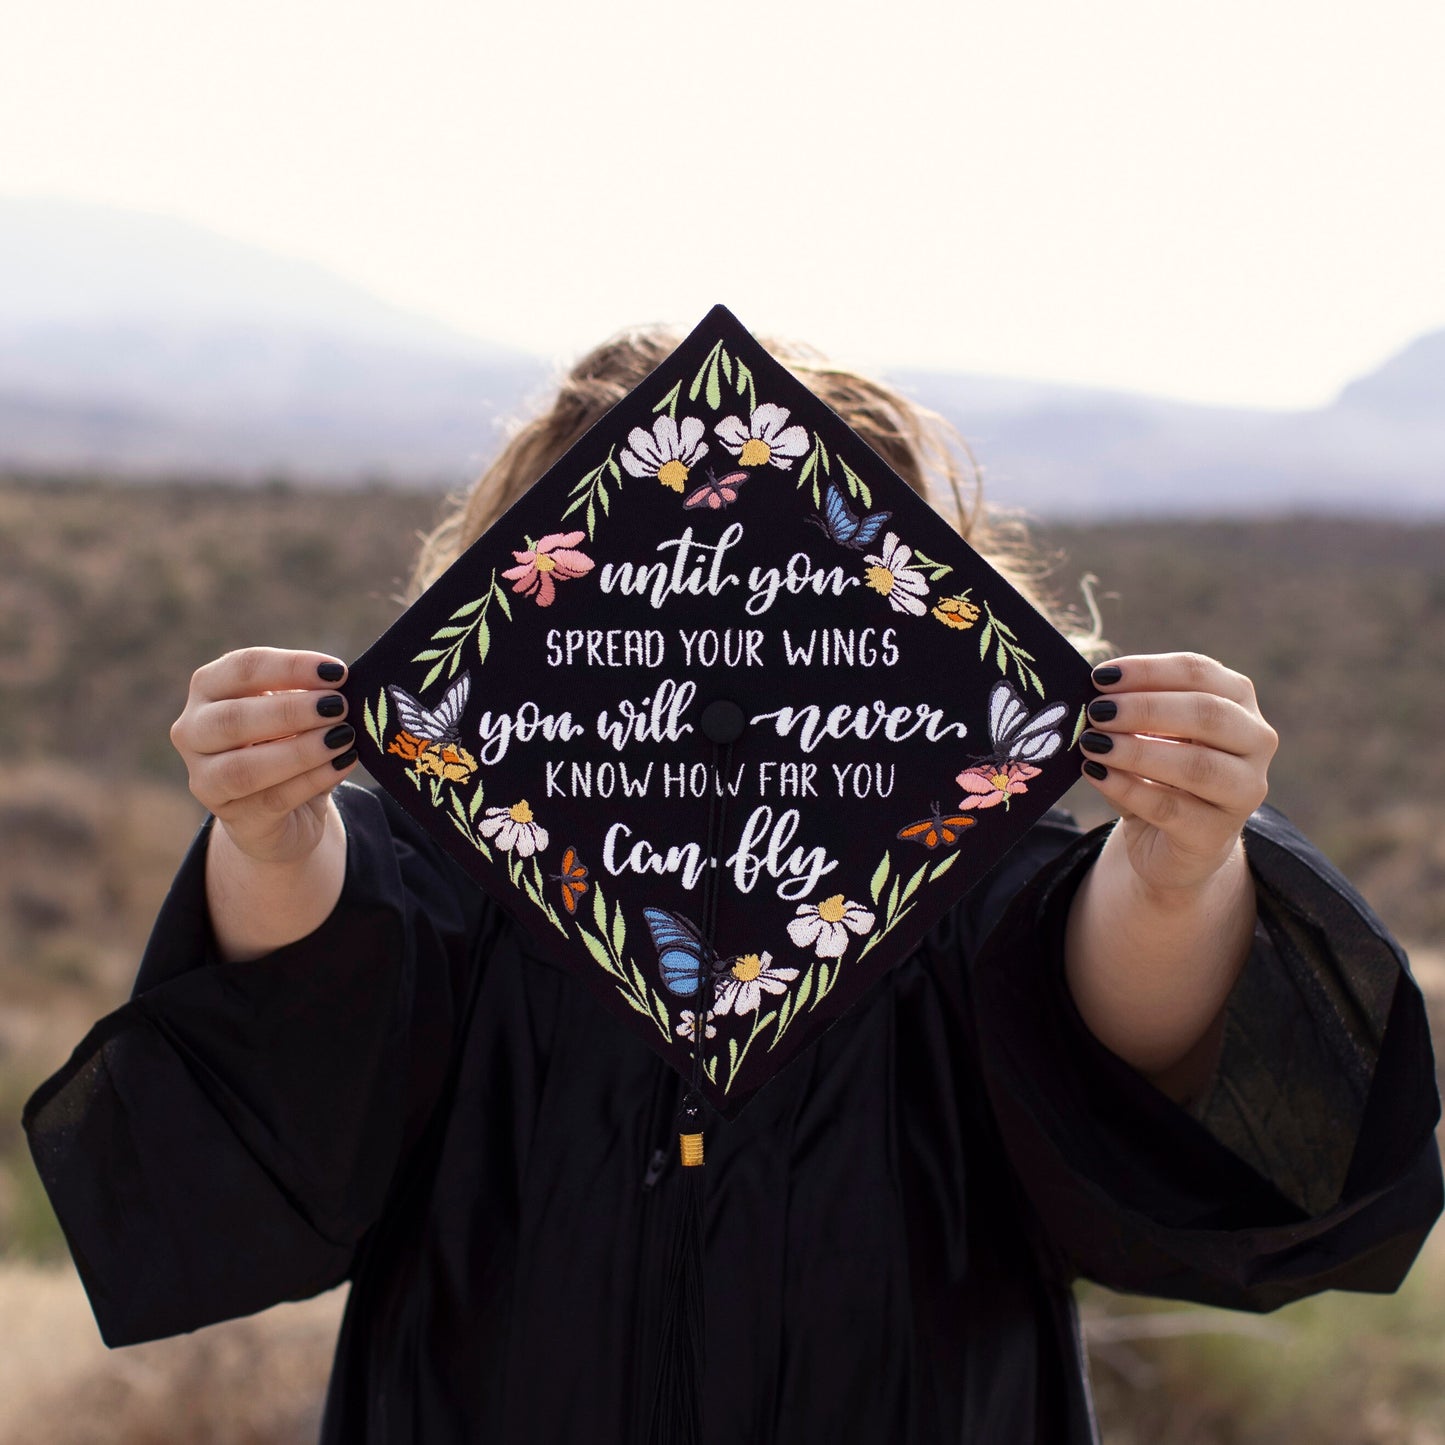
left=551, top=846, right=590, bottom=914
left=896, top=803, right=976, bottom=850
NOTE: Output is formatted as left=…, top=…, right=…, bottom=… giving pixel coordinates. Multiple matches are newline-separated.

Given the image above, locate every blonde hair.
left=412, top=325, right=1094, bottom=649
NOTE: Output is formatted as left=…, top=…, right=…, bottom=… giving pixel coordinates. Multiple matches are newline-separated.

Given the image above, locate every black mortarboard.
left=342, top=305, right=1093, bottom=1121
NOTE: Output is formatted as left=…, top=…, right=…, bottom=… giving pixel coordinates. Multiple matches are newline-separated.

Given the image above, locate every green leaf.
left=447, top=649, right=460, bottom=679
left=728, top=1037, right=740, bottom=1075
left=376, top=688, right=388, bottom=739
left=586, top=499, right=596, bottom=539
left=977, top=620, right=993, bottom=660
left=652, top=993, right=669, bottom=1031
left=592, top=879, right=608, bottom=938
left=721, top=349, right=733, bottom=384
left=421, top=657, right=445, bottom=690
left=629, top=961, right=649, bottom=997
left=431, top=625, right=468, bottom=639
left=653, top=380, right=682, bottom=417
left=795, top=968, right=814, bottom=1013
left=476, top=618, right=492, bottom=665
left=811, top=477, right=821, bottom=510
left=448, top=789, right=468, bottom=827
left=800, top=449, right=817, bottom=487
left=468, top=779, right=486, bottom=818
left=886, top=876, right=901, bottom=922
left=816, top=962, right=831, bottom=998
left=578, top=929, right=612, bottom=972
left=560, top=494, right=587, bottom=519
left=611, top=901, right=625, bottom=956
left=994, top=618, right=1017, bottom=639
left=508, top=852, right=523, bottom=886
left=996, top=641, right=1007, bottom=673
left=449, top=596, right=486, bottom=619
left=607, top=451, right=621, bottom=483
left=1026, top=666, right=1045, bottom=698
left=705, top=1056, right=718, bottom=1084
left=617, top=987, right=651, bottom=1019
left=492, top=578, right=512, bottom=621
left=705, top=356, right=722, bottom=411
left=856, top=475, right=872, bottom=507
left=597, top=482, right=610, bottom=515
left=929, top=852, right=958, bottom=882
left=1071, top=704, right=1088, bottom=748
left=774, top=997, right=792, bottom=1037
left=868, top=851, right=891, bottom=905
left=901, top=859, right=930, bottom=904
left=522, top=875, right=542, bottom=911
left=411, top=647, right=445, bottom=662
left=362, top=698, right=379, bottom=749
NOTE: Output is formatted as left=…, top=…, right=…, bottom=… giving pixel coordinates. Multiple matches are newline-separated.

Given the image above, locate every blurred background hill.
left=3, top=197, right=1444, bottom=515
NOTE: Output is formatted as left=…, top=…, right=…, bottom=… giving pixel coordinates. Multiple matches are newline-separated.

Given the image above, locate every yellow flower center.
left=865, top=565, right=896, bottom=596
left=731, top=953, right=764, bottom=982
left=657, top=458, right=689, bottom=491
left=990, top=772, right=1010, bottom=791
left=509, top=800, right=534, bottom=824
left=534, top=553, right=557, bottom=572
left=738, top=438, right=772, bottom=467
left=816, top=894, right=847, bottom=924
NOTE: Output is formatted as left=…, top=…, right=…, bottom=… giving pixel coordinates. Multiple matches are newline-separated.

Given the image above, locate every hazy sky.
left=4, top=0, right=1442, bottom=407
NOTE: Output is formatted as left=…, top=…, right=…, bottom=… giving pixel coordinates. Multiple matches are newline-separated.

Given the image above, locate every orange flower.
left=933, top=594, right=981, bottom=630
left=416, top=742, right=478, bottom=783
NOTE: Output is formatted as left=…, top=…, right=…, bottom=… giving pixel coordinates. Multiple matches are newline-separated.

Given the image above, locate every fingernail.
left=1080, top=730, right=1114, bottom=754
left=323, top=724, right=355, bottom=751
left=1082, top=759, right=1109, bottom=781
left=332, top=748, right=358, bottom=771
left=316, top=694, right=345, bottom=718
left=1086, top=698, right=1118, bottom=723
left=1092, top=664, right=1122, bottom=686
left=317, top=661, right=345, bottom=683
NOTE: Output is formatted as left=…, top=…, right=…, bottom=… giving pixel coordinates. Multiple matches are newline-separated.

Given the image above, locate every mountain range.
left=1, top=198, right=1440, bottom=515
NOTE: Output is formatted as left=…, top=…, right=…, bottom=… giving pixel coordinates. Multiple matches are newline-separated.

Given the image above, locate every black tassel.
left=645, top=1094, right=707, bottom=1445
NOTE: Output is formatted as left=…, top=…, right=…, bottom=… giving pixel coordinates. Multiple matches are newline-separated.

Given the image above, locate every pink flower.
left=501, top=531, right=594, bottom=607
left=956, top=762, right=1042, bottom=809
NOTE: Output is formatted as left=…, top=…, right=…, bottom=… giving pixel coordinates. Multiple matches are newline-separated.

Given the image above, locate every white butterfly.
left=984, top=679, right=1067, bottom=765
left=386, top=673, right=471, bottom=745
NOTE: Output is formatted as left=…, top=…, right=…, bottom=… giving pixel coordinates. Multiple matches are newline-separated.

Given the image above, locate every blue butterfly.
left=643, top=907, right=718, bottom=997
left=807, top=483, right=893, bottom=550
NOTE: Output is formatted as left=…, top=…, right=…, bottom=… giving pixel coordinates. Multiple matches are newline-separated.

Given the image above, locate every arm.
left=1063, top=652, right=1277, bottom=1105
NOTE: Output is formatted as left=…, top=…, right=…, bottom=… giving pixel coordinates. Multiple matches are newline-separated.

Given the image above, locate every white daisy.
left=620, top=414, right=709, bottom=492
left=675, top=1010, right=718, bottom=1042
left=862, top=532, right=929, bottom=616
left=714, top=403, right=810, bottom=471
left=712, top=951, right=800, bottom=1017
left=478, top=799, right=549, bottom=856
left=786, top=895, right=876, bottom=960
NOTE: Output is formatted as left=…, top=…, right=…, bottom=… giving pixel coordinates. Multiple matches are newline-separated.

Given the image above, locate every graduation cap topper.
left=344, top=305, right=1094, bottom=1119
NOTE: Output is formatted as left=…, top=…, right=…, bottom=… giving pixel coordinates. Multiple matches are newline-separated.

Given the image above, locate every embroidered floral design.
left=956, top=762, right=1041, bottom=810
left=621, top=415, right=709, bottom=493
left=501, top=532, right=594, bottom=607
left=932, top=593, right=981, bottom=629
left=675, top=1010, right=718, bottom=1042
left=386, top=729, right=478, bottom=784
left=787, top=895, right=877, bottom=959
left=862, top=533, right=929, bottom=616
left=479, top=799, right=549, bottom=855
left=416, top=742, right=479, bottom=784
left=713, top=951, right=800, bottom=1017
left=715, top=404, right=809, bottom=471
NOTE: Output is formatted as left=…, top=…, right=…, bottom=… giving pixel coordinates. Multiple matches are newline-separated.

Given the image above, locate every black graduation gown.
left=23, top=783, right=1443, bottom=1444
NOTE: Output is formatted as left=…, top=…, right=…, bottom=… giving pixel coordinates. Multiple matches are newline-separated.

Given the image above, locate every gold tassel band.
left=678, top=1131, right=705, bottom=1168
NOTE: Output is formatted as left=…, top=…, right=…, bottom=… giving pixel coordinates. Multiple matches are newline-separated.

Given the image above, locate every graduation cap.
left=343, top=304, right=1094, bottom=1126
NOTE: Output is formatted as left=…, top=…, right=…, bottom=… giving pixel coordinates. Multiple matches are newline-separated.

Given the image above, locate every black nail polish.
left=1086, top=697, right=1118, bottom=723
left=1080, top=730, right=1114, bottom=754
left=331, top=747, right=358, bottom=771
left=317, top=661, right=345, bottom=683
left=316, top=694, right=345, bottom=718
left=1082, top=759, right=1109, bottom=781
left=324, top=724, right=355, bottom=751
left=1092, top=663, right=1122, bottom=686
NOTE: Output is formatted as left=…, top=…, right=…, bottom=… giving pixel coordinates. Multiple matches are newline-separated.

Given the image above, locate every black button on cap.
left=699, top=700, right=746, bottom=744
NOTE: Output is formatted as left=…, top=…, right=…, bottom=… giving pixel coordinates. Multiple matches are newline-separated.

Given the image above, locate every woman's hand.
left=1077, top=652, right=1278, bottom=894
left=1064, top=652, right=1278, bottom=1102
left=170, top=647, right=360, bottom=864
left=170, top=648, right=360, bottom=962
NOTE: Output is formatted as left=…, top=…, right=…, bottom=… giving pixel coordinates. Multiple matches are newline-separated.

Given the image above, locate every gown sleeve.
left=22, top=781, right=493, bottom=1347
left=968, top=804, right=1444, bottom=1312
